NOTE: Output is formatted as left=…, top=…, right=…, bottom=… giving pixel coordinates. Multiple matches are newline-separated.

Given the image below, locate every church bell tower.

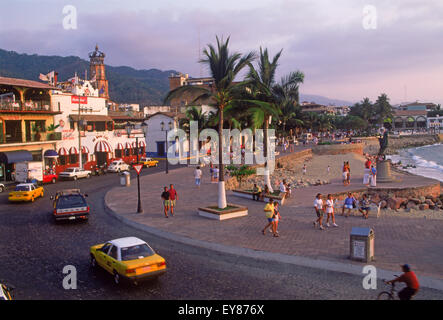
left=89, top=44, right=109, bottom=99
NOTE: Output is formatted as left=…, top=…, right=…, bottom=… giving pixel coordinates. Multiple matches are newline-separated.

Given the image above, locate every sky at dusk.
left=0, top=0, right=442, bottom=105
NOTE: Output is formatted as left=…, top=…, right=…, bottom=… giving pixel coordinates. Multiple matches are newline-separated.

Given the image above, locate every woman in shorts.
left=325, top=194, right=338, bottom=227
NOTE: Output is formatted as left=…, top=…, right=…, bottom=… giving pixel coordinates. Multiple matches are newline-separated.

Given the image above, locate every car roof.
left=16, top=183, right=34, bottom=187
left=56, top=189, right=81, bottom=196
left=109, top=237, right=146, bottom=248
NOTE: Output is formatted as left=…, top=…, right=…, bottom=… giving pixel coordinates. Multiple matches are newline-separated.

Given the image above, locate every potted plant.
left=31, top=123, right=41, bottom=141
left=46, top=124, right=60, bottom=140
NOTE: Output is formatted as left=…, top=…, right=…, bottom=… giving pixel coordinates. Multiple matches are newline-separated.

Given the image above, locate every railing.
left=0, top=131, right=62, bottom=145
left=0, top=101, right=58, bottom=113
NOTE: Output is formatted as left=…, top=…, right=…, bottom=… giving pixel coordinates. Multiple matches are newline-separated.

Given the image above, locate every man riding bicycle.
left=386, top=264, right=419, bottom=300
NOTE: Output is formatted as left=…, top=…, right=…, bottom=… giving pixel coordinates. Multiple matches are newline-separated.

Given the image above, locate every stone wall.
left=312, top=143, right=364, bottom=155
left=225, top=149, right=313, bottom=190
left=385, top=134, right=440, bottom=154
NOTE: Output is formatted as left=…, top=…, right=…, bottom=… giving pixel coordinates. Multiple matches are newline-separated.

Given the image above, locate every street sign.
left=133, top=164, right=143, bottom=175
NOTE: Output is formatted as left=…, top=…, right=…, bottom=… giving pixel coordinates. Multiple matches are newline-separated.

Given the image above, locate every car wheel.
left=113, top=271, right=120, bottom=285
left=90, top=255, right=97, bottom=268
left=51, top=178, right=56, bottom=184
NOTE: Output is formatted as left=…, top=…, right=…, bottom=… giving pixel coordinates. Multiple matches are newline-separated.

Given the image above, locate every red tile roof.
left=0, top=76, right=55, bottom=89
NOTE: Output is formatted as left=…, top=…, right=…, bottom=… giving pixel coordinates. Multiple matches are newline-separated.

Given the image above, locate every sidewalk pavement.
left=105, top=165, right=443, bottom=290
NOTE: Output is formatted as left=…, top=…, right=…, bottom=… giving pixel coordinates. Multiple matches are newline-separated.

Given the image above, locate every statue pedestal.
left=376, top=159, right=398, bottom=183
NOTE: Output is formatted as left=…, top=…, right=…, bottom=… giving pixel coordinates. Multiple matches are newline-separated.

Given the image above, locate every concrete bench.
left=232, top=189, right=286, bottom=205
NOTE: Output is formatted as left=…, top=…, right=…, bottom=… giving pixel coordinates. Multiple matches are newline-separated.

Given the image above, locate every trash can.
left=350, top=227, right=374, bottom=262
left=120, top=171, right=130, bottom=187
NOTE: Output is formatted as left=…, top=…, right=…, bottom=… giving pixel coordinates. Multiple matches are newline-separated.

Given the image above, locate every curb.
left=104, top=195, right=443, bottom=292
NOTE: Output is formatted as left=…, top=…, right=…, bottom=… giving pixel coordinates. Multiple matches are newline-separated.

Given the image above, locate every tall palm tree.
left=243, top=48, right=286, bottom=192
left=164, top=36, right=255, bottom=209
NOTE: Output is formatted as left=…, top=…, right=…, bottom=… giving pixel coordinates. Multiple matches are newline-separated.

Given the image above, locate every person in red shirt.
left=168, top=184, right=178, bottom=216
left=387, top=264, right=419, bottom=300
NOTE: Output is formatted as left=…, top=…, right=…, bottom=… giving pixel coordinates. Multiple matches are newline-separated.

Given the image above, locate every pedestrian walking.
left=327, top=165, right=330, bottom=176
left=303, top=164, right=307, bottom=175
left=161, top=186, right=170, bottom=218
left=194, top=166, right=202, bottom=188
left=168, top=184, right=178, bottom=216
left=213, top=166, right=219, bottom=182
left=325, top=194, right=338, bottom=227
left=313, top=193, right=325, bottom=230
left=262, top=199, right=276, bottom=236
left=370, top=165, right=377, bottom=187
left=273, top=201, right=281, bottom=236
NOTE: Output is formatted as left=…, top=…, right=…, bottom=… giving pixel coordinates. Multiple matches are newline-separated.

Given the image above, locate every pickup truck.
left=59, top=167, right=92, bottom=180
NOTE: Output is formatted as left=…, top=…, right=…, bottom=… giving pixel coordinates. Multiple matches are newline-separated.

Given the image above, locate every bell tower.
left=89, top=44, right=109, bottom=99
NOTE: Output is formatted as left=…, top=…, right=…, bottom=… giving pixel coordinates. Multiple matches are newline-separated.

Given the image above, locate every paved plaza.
left=106, top=162, right=443, bottom=284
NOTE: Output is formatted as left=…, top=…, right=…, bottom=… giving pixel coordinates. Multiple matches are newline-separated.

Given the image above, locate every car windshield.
left=65, top=168, right=75, bottom=172
left=56, top=195, right=87, bottom=209
left=120, top=244, right=155, bottom=261
left=15, top=186, right=29, bottom=191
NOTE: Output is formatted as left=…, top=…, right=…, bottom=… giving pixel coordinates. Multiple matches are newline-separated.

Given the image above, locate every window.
left=120, top=244, right=155, bottom=261
left=69, top=154, right=78, bottom=164
left=109, top=246, right=118, bottom=260
left=59, top=156, right=67, bottom=165
left=100, top=243, right=112, bottom=254
left=115, top=149, right=122, bottom=158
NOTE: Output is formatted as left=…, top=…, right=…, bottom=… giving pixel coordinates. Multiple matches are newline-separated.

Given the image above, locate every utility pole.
left=78, top=94, right=83, bottom=169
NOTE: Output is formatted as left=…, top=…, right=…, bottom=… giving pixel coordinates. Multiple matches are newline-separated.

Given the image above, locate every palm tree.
left=243, top=48, right=290, bottom=192
left=164, top=36, right=256, bottom=209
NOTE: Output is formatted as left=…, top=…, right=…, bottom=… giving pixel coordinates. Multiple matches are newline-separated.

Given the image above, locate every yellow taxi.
left=90, top=237, right=166, bottom=285
left=139, top=157, right=159, bottom=168
left=8, top=183, right=44, bottom=202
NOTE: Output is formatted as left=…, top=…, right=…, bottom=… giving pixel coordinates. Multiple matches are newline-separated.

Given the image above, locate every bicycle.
left=377, top=279, right=397, bottom=300
left=377, top=276, right=417, bottom=300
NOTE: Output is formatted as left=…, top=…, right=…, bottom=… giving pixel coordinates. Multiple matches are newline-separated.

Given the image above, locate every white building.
left=51, top=79, right=145, bottom=171
left=144, top=112, right=195, bottom=158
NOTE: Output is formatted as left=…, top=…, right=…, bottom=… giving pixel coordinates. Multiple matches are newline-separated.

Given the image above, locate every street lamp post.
left=126, top=121, right=148, bottom=214
left=160, top=120, right=172, bottom=174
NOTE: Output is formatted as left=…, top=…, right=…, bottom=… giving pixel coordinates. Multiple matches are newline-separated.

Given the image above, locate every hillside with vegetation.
left=0, top=48, right=177, bottom=105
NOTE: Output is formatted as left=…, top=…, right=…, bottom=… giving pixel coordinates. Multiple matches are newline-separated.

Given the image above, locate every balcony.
left=1, top=131, right=62, bottom=145
left=0, top=101, right=61, bottom=114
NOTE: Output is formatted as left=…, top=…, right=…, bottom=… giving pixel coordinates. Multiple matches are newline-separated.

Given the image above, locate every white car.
left=59, top=167, right=92, bottom=180
left=107, top=159, right=130, bottom=173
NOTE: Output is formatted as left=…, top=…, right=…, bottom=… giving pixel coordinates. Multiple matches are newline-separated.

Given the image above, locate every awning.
left=132, top=141, right=138, bottom=148
left=69, top=146, right=78, bottom=155
left=0, top=150, right=33, bottom=164
left=116, top=143, right=124, bottom=150
left=138, top=140, right=146, bottom=147
left=95, top=140, right=112, bottom=153
left=69, top=115, right=114, bottom=122
left=44, top=150, right=58, bottom=158
left=58, top=147, right=68, bottom=156
left=125, top=142, right=132, bottom=149
left=81, top=146, right=90, bottom=153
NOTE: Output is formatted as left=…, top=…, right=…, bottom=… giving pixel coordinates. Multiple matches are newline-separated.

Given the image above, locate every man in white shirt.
left=313, top=193, right=325, bottom=230
left=194, top=166, right=202, bottom=188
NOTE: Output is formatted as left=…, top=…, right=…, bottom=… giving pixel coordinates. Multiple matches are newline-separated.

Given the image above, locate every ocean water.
left=388, top=143, right=443, bottom=182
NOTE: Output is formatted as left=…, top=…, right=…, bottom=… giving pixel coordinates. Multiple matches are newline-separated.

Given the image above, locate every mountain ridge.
left=0, top=48, right=354, bottom=107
